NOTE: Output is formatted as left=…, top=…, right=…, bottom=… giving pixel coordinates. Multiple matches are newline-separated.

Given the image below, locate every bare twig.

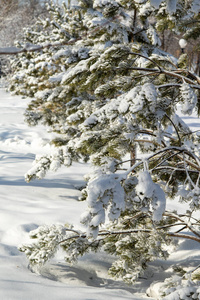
left=164, top=211, right=200, bottom=239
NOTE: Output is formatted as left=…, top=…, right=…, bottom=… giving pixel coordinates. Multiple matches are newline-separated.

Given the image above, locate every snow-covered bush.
left=6, top=0, right=200, bottom=288
left=148, top=271, right=200, bottom=299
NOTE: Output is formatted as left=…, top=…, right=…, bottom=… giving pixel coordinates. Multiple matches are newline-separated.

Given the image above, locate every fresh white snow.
left=0, top=84, right=200, bottom=299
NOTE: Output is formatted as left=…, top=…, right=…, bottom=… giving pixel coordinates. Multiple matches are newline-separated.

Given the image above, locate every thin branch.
left=153, top=166, right=199, bottom=174
left=183, top=149, right=200, bottom=168
left=58, top=226, right=200, bottom=246
left=122, top=146, right=188, bottom=176
left=164, top=114, right=181, bottom=146
left=157, top=223, right=188, bottom=230
left=147, top=147, right=185, bottom=161
left=134, top=138, right=162, bottom=147
left=129, top=52, right=162, bottom=71
left=173, top=69, right=200, bottom=84
left=175, top=225, right=187, bottom=233
left=166, top=167, right=177, bottom=187
left=134, top=72, right=161, bottom=80
left=58, top=229, right=153, bottom=245
left=185, top=264, right=200, bottom=277
left=168, top=232, right=200, bottom=243
left=65, top=228, right=81, bottom=235
left=151, top=150, right=183, bottom=172
left=164, top=212, right=200, bottom=239
left=177, top=153, right=200, bottom=172
left=123, top=67, right=199, bottom=85
left=59, top=234, right=80, bottom=244
left=182, top=151, right=196, bottom=188
left=183, top=129, right=200, bottom=136
left=156, top=83, right=181, bottom=88
left=117, top=66, right=160, bottom=73
left=138, top=128, right=175, bottom=143
left=163, top=70, right=196, bottom=85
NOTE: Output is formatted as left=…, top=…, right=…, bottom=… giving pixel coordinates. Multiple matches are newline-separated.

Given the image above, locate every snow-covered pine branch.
left=19, top=209, right=200, bottom=283
left=4, top=0, right=200, bottom=290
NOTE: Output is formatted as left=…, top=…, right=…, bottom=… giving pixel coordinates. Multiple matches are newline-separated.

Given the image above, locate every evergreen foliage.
left=8, top=0, right=200, bottom=292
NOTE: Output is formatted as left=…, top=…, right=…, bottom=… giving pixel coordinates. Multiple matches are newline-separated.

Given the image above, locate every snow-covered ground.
left=0, top=85, right=200, bottom=299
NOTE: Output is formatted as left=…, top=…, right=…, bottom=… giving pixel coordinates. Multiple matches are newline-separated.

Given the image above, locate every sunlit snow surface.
left=0, top=84, right=200, bottom=299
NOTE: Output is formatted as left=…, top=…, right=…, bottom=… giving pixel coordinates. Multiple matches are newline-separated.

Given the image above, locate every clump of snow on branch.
left=81, top=172, right=125, bottom=238
left=136, top=170, right=166, bottom=221
left=19, top=224, right=66, bottom=266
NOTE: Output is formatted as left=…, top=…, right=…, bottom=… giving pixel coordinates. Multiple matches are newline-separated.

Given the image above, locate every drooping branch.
left=58, top=219, right=200, bottom=246
left=125, top=67, right=199, bottom=85
left=168, top=232, right=200, bottom=243
left=1, top=45, right=200, bottom=91
left=173, top=69, right=200, bottom=84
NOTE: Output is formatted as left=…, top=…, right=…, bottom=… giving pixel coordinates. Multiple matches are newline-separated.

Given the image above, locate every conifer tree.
left=8, top=0, right=200, bottom=290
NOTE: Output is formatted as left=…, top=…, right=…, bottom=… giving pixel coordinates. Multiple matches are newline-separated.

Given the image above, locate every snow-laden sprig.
left=19, top=224, right=100, bottom=267
left=106, top=227, right=170, bottom=283
left=84, top=83, right=159, bottom=129
left=172, top=114, right=191, bottom=135
left=19, top=224, right=66, bottom=266
left=25, top=147, right=72, bottom=182
left=61, top=57, right=93, bottom=85
left=90, top=44, right=130, bottom=74
left=180, top=82, right=197, bottom=115
left=150, top=274, right=200, bottom=299
left=80, top=172, right=125, bottom=238
left=147, top=25, right=161, bottom=46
